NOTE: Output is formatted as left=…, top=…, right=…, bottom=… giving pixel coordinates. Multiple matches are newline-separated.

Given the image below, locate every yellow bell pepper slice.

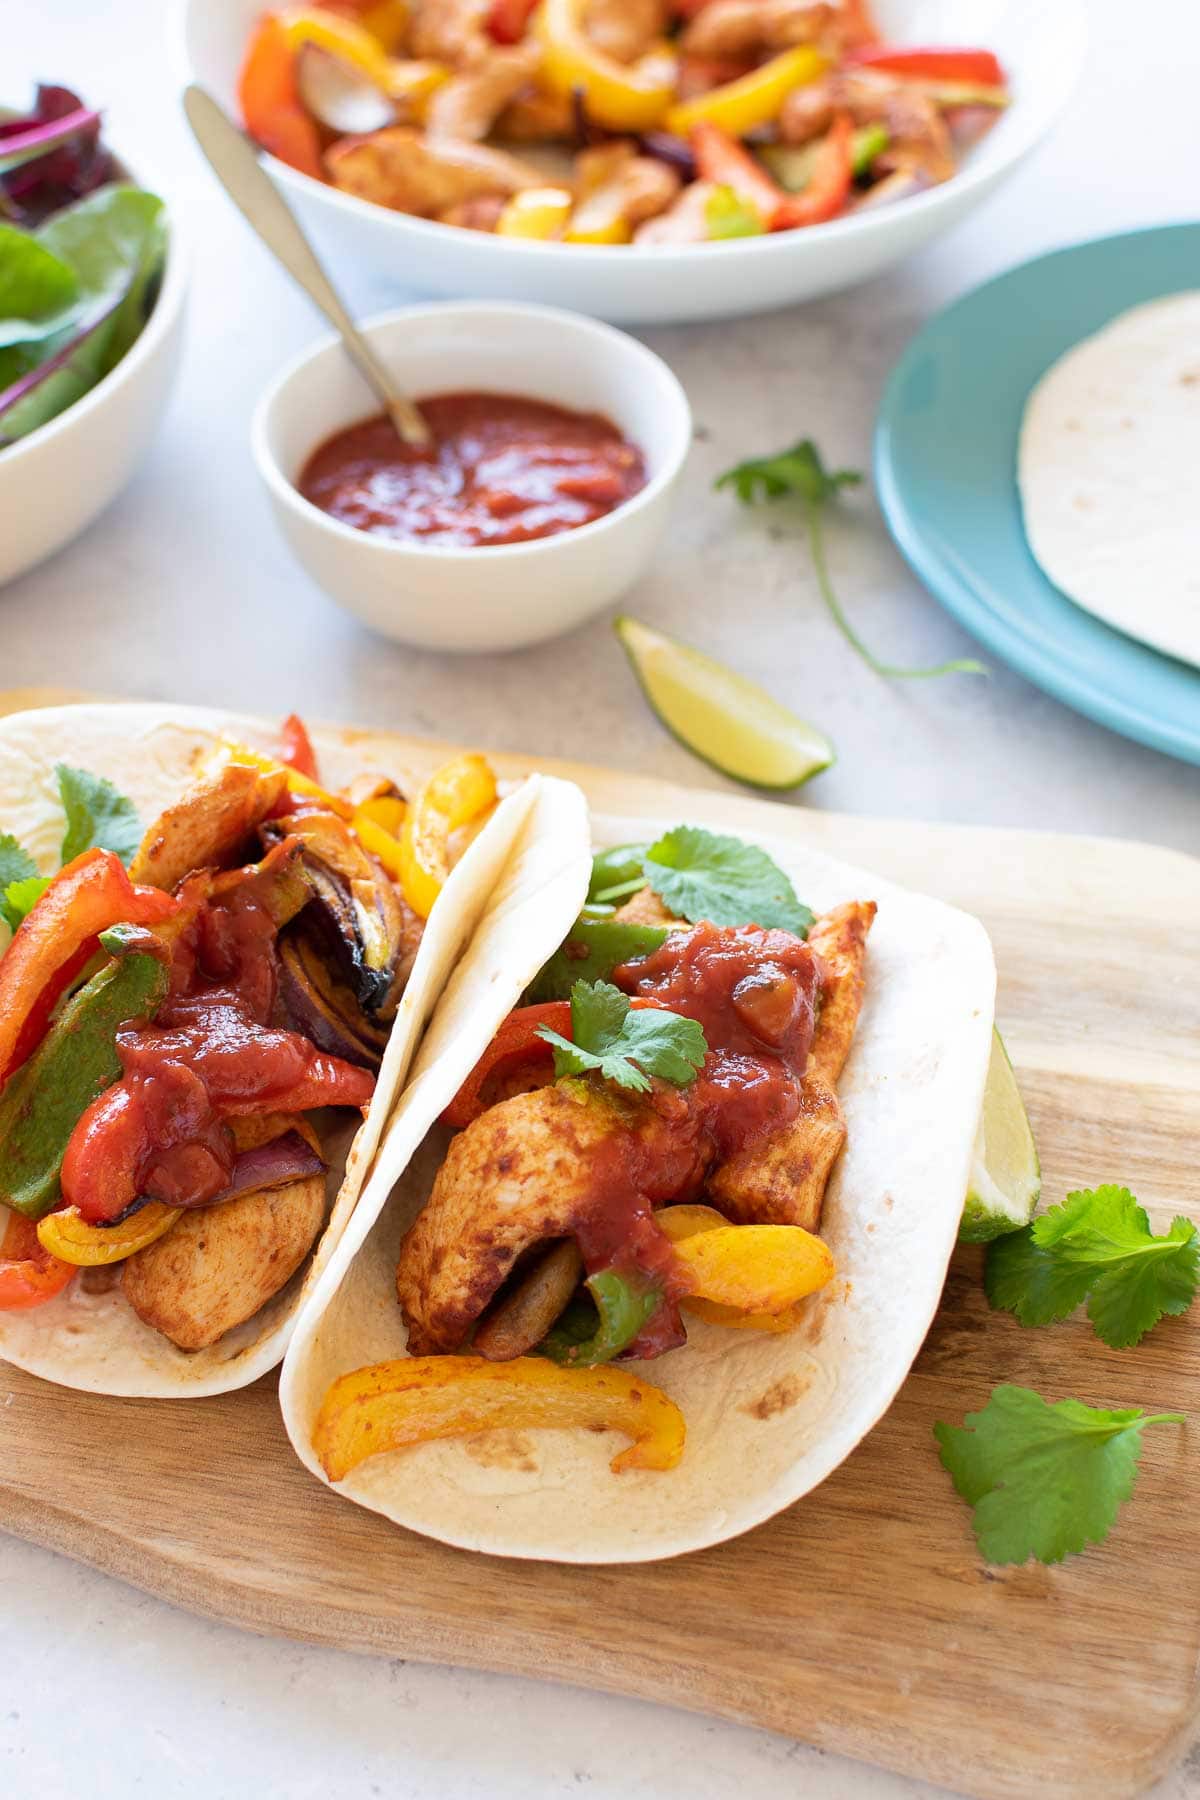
left=657, top=1205, right=833, bottom=1330
left=282, top=7, right=398, bottom=91
left=313, top=1354, right=686, bottom=1478
left=537, top=0, right=675, bottom=132
left=356, top=0, right=410, bottom=51
left=37, top=1202, right=180, bottom=1267
left=665, top=45, right=827, bottom=138
left=351, top=810, right=406, bottom=882
left=217, top=741, right=356, bottom=820
left=496, top=186, right=574, bottom=239
left=397, top=752, right=497, bottom=920
left=388, top=58, right=450, bottom=113
left=356, top=793, right=407, bottom=834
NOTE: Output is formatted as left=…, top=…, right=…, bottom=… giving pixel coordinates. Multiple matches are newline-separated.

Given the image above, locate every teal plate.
left=874, top=224, right=1200, bottom=767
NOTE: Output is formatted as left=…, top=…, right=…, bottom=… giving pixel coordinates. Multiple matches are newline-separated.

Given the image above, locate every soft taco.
left=0, top=701, right=587, bottom=1397
left=281, top=808, right=996, bottom=1562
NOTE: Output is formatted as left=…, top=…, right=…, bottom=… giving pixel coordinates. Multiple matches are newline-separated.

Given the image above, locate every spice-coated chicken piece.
left=425, top=43, right=541, bottom=142
left=781, top=69, right=956, bottom=181
left=633, top=178, right=721, bottom=244
left=129, top=762, right=287, bottom=892
left=680, top=0, right=833, bottom=61
left=612, top=884, right=687, bottom=929
left=396, top=1080, right=710, bottom=1354
left=583, top=0, right=669, bottom=64
left=326, top=127, right=545, bottom=216
left=570, top=142, right=682, bottom=237
left=122, top=1173, right=327, bottom=1351
left=705, top=900, right=874, bottom=1229
left=409, top=0, right=491, bottom=65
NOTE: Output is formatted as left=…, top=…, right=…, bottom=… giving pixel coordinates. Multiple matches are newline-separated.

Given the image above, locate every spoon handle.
left=183, top=84, right=431, bottom=449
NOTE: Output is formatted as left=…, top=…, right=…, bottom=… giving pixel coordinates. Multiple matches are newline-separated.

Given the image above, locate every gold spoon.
left=183, top=83, right=431, bottom=449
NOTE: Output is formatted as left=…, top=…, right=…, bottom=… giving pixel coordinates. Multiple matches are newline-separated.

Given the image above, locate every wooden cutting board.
left=2, top=688, right=1198, bottom=1800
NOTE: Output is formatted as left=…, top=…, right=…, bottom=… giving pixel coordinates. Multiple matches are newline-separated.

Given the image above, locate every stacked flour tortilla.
left=0, top=701, right=587, bottom=1397
left=281, top=805, right=997, bottom=1564
left=1019, top=291, right=1200, bottom=668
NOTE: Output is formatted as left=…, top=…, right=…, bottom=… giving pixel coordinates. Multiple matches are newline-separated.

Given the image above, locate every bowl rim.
left=176, top=0, right=1087, bottom=269
left=0, top=156, right=187, bottom=469
left=250, top=299, right=693, bottom=562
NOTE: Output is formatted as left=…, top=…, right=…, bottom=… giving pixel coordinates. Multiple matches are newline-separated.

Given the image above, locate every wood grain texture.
left=1, top=690, right=1198, bottom=1800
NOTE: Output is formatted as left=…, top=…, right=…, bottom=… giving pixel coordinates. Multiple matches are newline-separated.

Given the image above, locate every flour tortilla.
left=281, top=809, right=996, bottom=1563
left=0, top=701, right=561, bottom=1397
left=1018, top=291, right=1200, bottom=669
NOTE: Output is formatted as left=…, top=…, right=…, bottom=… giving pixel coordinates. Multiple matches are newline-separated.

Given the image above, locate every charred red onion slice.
left=103, top=1130, right=326, bottom=1224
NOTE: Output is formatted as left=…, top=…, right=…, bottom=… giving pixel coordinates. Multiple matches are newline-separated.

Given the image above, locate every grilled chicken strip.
left=129, top=762, right=287, bottom=892
left=326, top=128, right=543, bottom=216
left=397, top=1081, right=709, bottom=1354
left=122, top=1174, right=327, bottom=1351
left=425, top=43, right=541, bottom=143
left=807, top=899, right=875, bottom=1082
left=584, top=0, right=668, bottom=64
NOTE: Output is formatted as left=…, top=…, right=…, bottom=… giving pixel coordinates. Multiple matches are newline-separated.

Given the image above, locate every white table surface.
left=3, top=3, right=1197, bottom=1797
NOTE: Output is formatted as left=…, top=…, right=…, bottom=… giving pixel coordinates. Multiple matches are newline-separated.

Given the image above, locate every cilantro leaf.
left=0, top=833, right=38, bottom=892
left=986, top=1186, right=1199, bottom=1349
left=56, top=763, right=141, bottom=865
left=528, top=913, right=668, bottom=1003
left=1, top=875, right=49, bottom=930
left=538, top=979, right=707, bottom=1093
left=0, top=834, right=44, bottom=931
left=643, top=825, right=813, bottom=935
left=715, top=437, right=985, bottom=680
left=935, top=1383, right=1184, bottom=1565
left=716, top=438, right=860, bottom=508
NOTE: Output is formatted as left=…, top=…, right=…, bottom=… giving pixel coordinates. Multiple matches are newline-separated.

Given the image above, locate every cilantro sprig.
left=0, top=764, right=141, bottom=931
left=537, top=980, right=707, bottom=1095
left=986, top=1185, right=1199, bottom=1350
left=584, top=827, right=812, bottom=938
left=935, top=1384, right=1185, bottom=1565
left=715, top=438, right=986, bottom=680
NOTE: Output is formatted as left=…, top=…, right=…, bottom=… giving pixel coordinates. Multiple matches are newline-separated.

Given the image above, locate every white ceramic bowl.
left=179, top=0, right=1085, bottom=326
left=0, top=174, right=186, bottom=588
left=252, top=301, right=691, bottom=652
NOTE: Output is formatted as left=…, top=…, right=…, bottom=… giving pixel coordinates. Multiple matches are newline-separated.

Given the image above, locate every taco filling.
left=0, top=719, right=498, bottom=1354
left=312, top=826, right=874, bottom=1477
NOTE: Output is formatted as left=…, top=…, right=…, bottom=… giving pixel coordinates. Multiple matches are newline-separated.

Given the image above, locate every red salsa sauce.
left=571, top=923, right=822, bottom=1357
left=61, top=855, right=375, bottom=1225
left=298, top=391, right=647, bottom=548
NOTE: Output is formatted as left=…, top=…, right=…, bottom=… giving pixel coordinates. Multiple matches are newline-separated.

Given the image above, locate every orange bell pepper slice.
left=313, top=1354, right=686, bottom=1477
left=771, top=113, right=854, bottom=230
left=0, top=1209, right=74, bottom=1310
left=238, top=13, right=324, bottom=180
left=397, top=753, right=497, bottom=920
left=0, top=850, right=178, bottom=1085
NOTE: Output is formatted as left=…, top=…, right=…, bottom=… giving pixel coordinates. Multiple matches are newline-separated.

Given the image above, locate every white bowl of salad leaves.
left=0, top=86, right=186, bottom=587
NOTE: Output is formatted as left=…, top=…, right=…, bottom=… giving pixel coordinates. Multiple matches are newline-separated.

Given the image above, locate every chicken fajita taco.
left=0, top=702, right=587, bottom=1396
left=281, top=809, right=996, bottom=1561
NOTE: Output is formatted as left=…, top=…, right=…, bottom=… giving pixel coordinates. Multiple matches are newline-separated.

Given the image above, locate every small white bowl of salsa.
left=251, top=301, right=691, bottom=653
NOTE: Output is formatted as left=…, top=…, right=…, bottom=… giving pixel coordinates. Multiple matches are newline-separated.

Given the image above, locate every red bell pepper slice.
left=0, top=851, right=179, bottom=1086
left=690, top=121, right=786, bottom=228
left=279, top=712, right=319, bottom=781
left=442, top=996, right=667, bottom=1129
left=443, top=1001, right=570, bottom=1128
left=487, top=0, right=539, bottom=44
left=238, top=14, right=324, bottom=180
left=771, top=113, right=854, bottom=230
left=241, top=1055, right=377, bottom=1116
left=845, top=45, right=1005, bottom=86
left=0, top=1210, right=73, bottom=1311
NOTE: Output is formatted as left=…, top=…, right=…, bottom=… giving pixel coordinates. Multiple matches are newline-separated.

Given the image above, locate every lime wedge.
left=959, top=1028, right=1041, bottom=1243
left=614, top=616, right=835, bottom=791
